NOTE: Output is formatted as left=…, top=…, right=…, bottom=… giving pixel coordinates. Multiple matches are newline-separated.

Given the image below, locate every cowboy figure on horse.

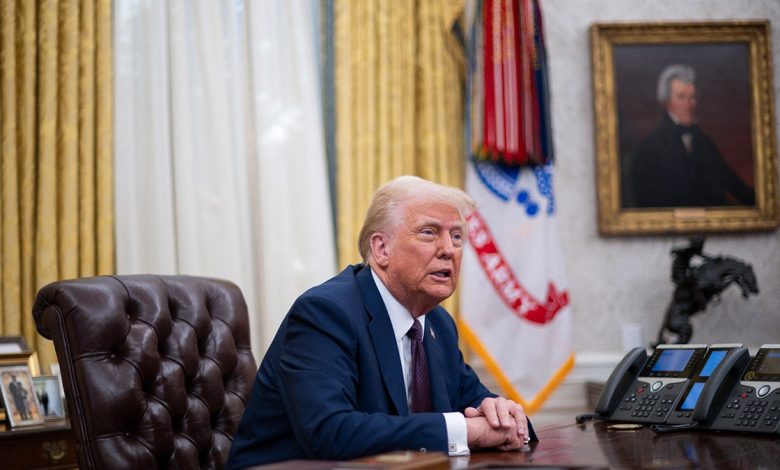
left=656, top=236, right=759, bottom=345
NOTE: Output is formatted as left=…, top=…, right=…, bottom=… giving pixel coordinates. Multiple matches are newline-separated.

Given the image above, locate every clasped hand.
left=464, top=397, right=529, bottom=451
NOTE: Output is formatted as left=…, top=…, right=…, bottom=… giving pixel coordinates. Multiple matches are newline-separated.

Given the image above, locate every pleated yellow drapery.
left=0, top=0, right=114, bottom=372
left=334, top=0, right=466, bottom=313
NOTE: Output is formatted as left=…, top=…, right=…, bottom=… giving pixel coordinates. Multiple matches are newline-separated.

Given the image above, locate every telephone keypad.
left=711, top=386, right=780, bottom=433
left=626, top=392, right=675, bottom=419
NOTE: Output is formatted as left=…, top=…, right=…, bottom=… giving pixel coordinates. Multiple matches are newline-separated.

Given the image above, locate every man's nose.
left=437, top=234, right=455, bottom=258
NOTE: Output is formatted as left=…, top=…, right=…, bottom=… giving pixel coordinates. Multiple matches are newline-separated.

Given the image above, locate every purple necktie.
left=408, top=319, right=432, bottom=413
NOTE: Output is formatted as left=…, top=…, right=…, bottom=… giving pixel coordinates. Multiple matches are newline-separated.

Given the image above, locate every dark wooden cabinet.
left=0, top=421, right=77, bottom=469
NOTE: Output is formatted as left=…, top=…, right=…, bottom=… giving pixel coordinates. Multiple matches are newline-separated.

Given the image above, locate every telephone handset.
left=595, top=347, right=647, bottom=418
left=690, top=347, right=750, bottom=426
left=664, top=344, right=744, bottom=426
left=595, top=344, right=707, bottom=424
left=697, top=344, right=780, bottom=433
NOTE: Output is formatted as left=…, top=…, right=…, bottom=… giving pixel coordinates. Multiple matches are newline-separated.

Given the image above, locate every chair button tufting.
left=31, top=275, right=258, bottom=470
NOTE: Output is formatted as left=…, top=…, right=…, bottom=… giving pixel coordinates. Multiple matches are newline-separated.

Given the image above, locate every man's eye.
left=452, top=233, right=463, bottom=245
left=421, top=229, right=435, bottom=236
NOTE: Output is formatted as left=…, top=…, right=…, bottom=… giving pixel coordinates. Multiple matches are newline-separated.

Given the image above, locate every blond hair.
left=357, top=176, right=476, bottom=263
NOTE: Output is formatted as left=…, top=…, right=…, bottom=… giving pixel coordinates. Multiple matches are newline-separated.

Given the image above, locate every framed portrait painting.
left=591, top=21, right=779, bottom=235
left=0, top=364, right=44, bottom=427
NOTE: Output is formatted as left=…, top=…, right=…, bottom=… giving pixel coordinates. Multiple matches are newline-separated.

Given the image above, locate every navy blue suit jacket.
left=227, top=264, right=518, bottom=468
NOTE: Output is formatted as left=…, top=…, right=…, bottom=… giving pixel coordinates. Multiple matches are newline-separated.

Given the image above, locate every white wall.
left=543, top=0, right=780, bottom=352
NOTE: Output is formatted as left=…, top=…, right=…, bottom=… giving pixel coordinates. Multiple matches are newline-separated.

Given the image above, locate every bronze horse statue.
left=655, top=237, right=759, bottom=345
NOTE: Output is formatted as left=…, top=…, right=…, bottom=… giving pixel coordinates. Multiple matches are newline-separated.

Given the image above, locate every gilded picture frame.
left=591, top=21, right=779, bottom=235
left=0, top=363, right=44, bottom=427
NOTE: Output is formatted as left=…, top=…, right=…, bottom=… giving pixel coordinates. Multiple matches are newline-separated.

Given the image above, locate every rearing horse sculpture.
left=656, top=237, right=759, bottom=345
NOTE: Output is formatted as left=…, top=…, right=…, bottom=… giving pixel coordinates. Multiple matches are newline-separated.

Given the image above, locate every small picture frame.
left=0, top=365, right=44, bottom=427
left=0, top=336, right=29, bottom=355
left=0, top=336, right=40, bottom=374
left=32, top=375, right=66, bottom=421
left=49, top=363, right=66, bottom=401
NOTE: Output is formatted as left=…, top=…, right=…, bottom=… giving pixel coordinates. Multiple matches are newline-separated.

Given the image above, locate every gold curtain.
left=0, top=0, right=114, bottom=372
left=334, top=0, right=466, bottom=266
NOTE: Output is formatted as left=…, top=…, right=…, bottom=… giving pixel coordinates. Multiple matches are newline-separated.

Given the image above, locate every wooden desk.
left=466, top=420, right=780, bottom=468
left=0, top=420, right=78, bottom=469
left=250, top=420, right=780, bottom=469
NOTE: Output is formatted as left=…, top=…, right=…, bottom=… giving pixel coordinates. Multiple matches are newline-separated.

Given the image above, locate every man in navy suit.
left=228, top=176, right=535, bottom=468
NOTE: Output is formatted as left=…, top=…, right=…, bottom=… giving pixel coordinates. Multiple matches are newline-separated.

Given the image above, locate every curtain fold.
left=114, top=0, right=336, bottom=357
left=0, top=0, right=114, bottom=372
left=244, top=0, right=338, bottom=350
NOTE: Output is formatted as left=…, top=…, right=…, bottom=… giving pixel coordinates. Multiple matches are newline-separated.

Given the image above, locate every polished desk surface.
left=250, top=420, right=780, bottom=469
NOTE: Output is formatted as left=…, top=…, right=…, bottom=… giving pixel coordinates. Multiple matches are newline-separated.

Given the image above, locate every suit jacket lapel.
left=357, top=267, right=409, bottom=415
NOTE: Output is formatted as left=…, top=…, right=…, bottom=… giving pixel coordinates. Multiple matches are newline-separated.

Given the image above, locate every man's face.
left=376, top=201, right=464, bottom=316
left=665, top=78, right=697, bottom=126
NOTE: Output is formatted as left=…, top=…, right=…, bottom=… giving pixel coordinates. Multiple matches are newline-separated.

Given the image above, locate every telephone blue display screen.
left=699, top=350, right=727, bottom=378
left=758, top=352, right=780, bottom=374
left=652, top=349, right=694, bottom=372
left=680, top=382, right=705, bottom=410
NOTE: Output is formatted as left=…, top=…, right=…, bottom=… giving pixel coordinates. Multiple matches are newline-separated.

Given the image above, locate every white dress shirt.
left=669, top=112, right=694, bottom=155
left=370, top=270, right=470, bottom=456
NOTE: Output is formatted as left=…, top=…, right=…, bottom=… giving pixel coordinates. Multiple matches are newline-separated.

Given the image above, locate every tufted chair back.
left=33, top=274, right=257, bottom=470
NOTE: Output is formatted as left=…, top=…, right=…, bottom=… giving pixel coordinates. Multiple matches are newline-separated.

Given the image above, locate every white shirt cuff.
left=443, top=412, right=470, bottom=456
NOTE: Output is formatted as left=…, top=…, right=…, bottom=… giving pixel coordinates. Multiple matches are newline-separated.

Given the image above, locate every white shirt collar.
left=370, top=268, right=425, bottom=342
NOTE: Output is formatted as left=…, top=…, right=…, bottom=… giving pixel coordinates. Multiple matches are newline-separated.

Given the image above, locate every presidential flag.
left=460, top=0, right=572, bottom=413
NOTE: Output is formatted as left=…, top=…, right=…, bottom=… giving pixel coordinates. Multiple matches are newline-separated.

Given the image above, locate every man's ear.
left=369, top=233, right=391, bottom=268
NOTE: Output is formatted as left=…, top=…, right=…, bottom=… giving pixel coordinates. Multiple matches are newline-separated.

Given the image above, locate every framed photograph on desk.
left=0, top=364, right=43, bottom=427
left=591, top=21, right=779, bottom=235
left=0, top=337, right=28, bottom=355
left=32, top=376, right=66, bottom=422
left=0, top=337, right=42, bottom=423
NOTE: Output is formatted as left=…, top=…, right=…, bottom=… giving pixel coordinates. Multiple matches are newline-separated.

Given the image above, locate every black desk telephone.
left=694, top=344, right=780, bottom=433
left=665, top=344, right=744, bottom=426
left=594, top=343, right=780, bottom=434
left=594, top=344, right=742, bottom=425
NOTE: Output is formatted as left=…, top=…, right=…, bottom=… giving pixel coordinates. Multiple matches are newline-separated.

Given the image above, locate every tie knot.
left=407, top=320, right=423, bottom=341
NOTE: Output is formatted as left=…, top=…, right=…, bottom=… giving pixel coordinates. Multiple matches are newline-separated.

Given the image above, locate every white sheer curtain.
left=114, top=0, right=336, bottom=359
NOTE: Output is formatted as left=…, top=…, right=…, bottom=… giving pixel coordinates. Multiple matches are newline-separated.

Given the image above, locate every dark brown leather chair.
left=33, top=274, right=257, bottom=469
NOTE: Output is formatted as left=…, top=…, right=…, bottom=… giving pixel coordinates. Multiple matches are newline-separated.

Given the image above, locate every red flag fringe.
left=471, top=0, right=552, bottom=167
